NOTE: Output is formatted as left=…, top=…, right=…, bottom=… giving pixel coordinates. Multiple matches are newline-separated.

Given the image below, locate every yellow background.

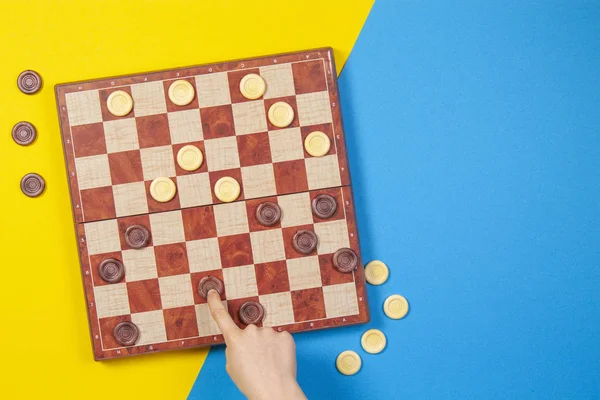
left=0, top=1, right=373, bottom=398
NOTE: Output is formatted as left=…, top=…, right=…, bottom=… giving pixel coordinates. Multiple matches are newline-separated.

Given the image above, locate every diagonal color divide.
left=190, top=0, right=600, bottom=398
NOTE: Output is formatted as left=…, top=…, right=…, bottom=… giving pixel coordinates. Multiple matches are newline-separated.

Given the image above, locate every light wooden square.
left=268, top=127, right=304, bottom=163
left=222, top=265, right=258, bottom=300
left=158, top=274, right=194, bottom=309
left=314, top=219, right=350, bottom=254
left=178, top=173, right=212, bottom=208
left=204, top=136, right=240, bottom=172
left=259, top=292, right=295, bottom=327
left=305, top=155, right=341, bottom=190
left=131, top=310, right=167, bottom=345
left=286, top=256, right=322, bottom=291
left=149, top=210, right=185, bottom=246
left=277, top=192, right=313, bottom=227
left=131, top=81, right=167, bottom=117
left=259, top=64, right=296, bottom=99
left=112, top=182, right=149, bottom=217
left=121, top=247, right=158, bottom=282
left=65, top=90, right=102, bottom=126
left=241, top=164, right=276, bottom=199
left=187, top=238, right=222, bottom=273
left=195, top=302, right=226, bottom=337
left=195, top=72, right=231, bottom=107
left=75, top=154, right=112, bottom=190
left=296, top=91, right=333, bottom=126
left=323, top=282, right=359, bottom=318
left=250, top=229, right=286, bottom=264
left=213, top=202, right=249, bottom=236
left=140, top=145, right=176, bottom=180
left=103, top=119, right=139, bottom=153
left=167, top=109, right=203, bottom=144
left=94, top=283, right=130, bottom=318
left=84, top=219, right=120, bottom=255
left=232, top=100, right=267, bottom=135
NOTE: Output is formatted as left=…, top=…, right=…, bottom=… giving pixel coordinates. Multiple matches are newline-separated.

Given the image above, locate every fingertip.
left=207, top=289, right=219, bottom=303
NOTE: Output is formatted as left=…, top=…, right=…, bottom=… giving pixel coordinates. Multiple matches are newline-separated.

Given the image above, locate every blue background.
left=189, top=1, right=600, bottom=398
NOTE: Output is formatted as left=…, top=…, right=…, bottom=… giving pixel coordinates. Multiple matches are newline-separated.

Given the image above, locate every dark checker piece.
left=20, top=173, right=45, bottom=197
left=332, top=248, right=359, bottom=273
left=125, top=224, right=151, bottom=249
left=98, top=258, right=125, bottom=283
left=293, top=230, right=318, bottom=254
left=12, top=122, right=37, bottom=146
left=256, top=201, right=281, bottom=226
left=17, top=70, right=42, bottom=94
left=311, top=194, right=337, bottom=219
left=113, top=321, right=139, bottom=346
left=238, top=301, right=265, bottom=325
left=197, top=276, right=224, bottom=299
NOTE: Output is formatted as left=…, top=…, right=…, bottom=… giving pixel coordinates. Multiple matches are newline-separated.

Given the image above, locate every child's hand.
left=207, top=290, right=307, bottom=400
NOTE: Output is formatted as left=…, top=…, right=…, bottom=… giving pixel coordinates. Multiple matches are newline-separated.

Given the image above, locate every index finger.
left=207, top=290, right=239, bottom=342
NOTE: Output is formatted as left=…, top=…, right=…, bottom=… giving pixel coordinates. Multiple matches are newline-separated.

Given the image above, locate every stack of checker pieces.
left=55, top=48, right=370, bottom=360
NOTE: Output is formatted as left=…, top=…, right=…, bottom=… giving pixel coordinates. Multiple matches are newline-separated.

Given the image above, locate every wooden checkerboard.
left=55, top=48, right=370, bottom=360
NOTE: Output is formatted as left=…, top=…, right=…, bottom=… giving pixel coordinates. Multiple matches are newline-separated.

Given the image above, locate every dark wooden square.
left=218, top=233, right=253, bottom=268
left=163, top=77, right=199, bottom=112
left=127, top=279, right=162, bottom=313
left=255, top=261, right=290, bottom=295
left=99, top=315, right=132, bottom=349
left=90, top=251, right=123, bottom=287
left=117, top=214, right=152, bottom=250
left=228, top=68, right=261, bottom=103
left=99, top=87, right=134, bottom=121
left=190, top=270, right=226, bottom=305
left=226, top=296, right=262, bottom=328
left=273, top=159, right=308, bottom=195
left=300, top=123, right=336, bottom=158
left=291, top=287, right=326, bottom=322
left=108, top=150, right=143, bottom=185
left=200, top=105, right=235, bottom=139
left=245, top=196, right=281, bottom=232
left=81, top=187, right=116, bottom=222
left=282, top=224, right=316, bottom=259
left=208, top=168, right=244, bottom=204
left=144, top=177, right=181, bottom=213
left=172, top=141, right=208, bottom=176
left=163, top=306, right=199, bottom=340
left=292, top=60, right=327, bottom=94
left=181, top=206, right=217, bottom=241
left=136, top=114, right=171, bottom=148
left=264, top=96, right=299, bottom=131
left=72, top=123, right=107, bottom=157
left=237, top=132, right=272, bottom=167
left=318, top=254, right=354, bottom=286
left=154, top=243, right=190, bottom=277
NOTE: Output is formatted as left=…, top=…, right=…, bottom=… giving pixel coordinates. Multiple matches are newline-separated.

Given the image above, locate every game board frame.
left=55, top=47, right=370, bottom=360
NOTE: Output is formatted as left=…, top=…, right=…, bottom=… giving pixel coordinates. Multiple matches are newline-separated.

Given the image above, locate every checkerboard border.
left=56, top=48, right=366, bottom=360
